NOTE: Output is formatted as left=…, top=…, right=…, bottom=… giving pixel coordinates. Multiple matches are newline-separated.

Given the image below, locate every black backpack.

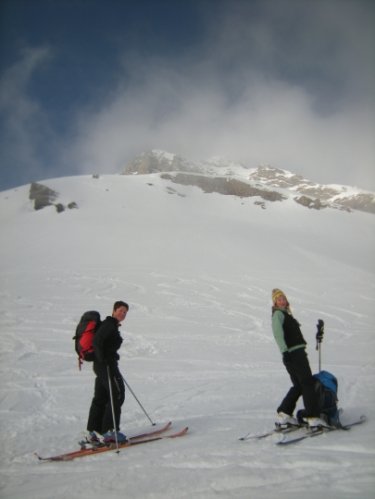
left=73, top=311, right=101, bottom=369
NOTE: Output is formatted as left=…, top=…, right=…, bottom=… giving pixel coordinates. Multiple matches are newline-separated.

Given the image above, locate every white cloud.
left=66, top=66, right=373, bottom=188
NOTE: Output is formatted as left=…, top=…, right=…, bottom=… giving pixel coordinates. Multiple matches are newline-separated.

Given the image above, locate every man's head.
left=112, top=301, right=129, bottom=322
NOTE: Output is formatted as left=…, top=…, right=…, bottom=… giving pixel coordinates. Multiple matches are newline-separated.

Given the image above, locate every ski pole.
left=107, top=366, right=120, bottom=453
left=315, top=319, right=324, bottom=372
left=122, top=375, right=156, bottom=425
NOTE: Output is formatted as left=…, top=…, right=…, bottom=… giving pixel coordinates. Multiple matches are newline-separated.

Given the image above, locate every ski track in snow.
left=0, top=175, right=374, bottom=498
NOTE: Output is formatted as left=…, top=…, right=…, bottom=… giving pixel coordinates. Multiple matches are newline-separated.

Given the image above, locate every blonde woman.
left=272, top=289, right=326, bottom=428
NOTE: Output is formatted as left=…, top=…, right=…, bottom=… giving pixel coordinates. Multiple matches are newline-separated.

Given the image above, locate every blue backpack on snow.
left=313, top=370, right=340, bottom=427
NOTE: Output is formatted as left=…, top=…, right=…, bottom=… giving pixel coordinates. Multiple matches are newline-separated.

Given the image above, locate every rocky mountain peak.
left=122, top=150, right=375, bottom=214
left=124, top=149, right=192, bottom=175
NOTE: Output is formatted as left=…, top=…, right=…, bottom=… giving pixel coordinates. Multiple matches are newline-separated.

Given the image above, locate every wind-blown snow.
left=0, top=174, right=374, bottom=499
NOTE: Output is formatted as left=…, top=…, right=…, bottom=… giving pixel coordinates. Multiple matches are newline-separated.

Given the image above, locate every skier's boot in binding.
left=103, top=430, right=128, bottom=444
left=275, top=411, right=299, bottom=428
left=304, top=415, right=331, bottom=429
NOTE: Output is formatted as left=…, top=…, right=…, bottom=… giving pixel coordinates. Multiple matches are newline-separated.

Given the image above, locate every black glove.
left=316, top=319, right=324, bottom=343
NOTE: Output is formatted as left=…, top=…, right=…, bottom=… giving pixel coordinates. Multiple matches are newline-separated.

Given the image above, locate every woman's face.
left=275, top=295, right=288, bottom=308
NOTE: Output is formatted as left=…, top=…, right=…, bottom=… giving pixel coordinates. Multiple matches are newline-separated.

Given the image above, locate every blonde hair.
left=271, top=288, right=292, bottom=315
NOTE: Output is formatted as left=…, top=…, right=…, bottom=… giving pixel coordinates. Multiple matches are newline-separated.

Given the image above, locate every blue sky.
left=1, top=0, right=374, bottom=191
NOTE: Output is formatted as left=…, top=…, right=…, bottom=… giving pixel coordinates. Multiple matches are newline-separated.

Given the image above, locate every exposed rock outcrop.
left=161, top=173, right=285, bottom=202
left=29, top=182, right=58, bottom=210
left=29, top=182, right=78, bottom=212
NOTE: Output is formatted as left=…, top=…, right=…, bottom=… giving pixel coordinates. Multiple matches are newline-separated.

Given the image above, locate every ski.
left=240, top=408, right=346, bottom=442
left=37, top=425, right=188, bottom=462
left=36, top=421, right=187, bottom=462
left=78, top=420, right=172, bottom=450
left=277, top=415, right=367, bottom=446
left=239, top=423, right=303, bottom=441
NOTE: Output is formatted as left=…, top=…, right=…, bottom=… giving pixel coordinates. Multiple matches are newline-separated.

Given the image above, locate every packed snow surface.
left=0, top=174, right=374, bottom=498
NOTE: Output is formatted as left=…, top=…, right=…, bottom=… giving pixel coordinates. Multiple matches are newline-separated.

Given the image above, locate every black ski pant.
left=87, top=362, right=125, bottom=434
left=277, top=348, right=319, bottom=418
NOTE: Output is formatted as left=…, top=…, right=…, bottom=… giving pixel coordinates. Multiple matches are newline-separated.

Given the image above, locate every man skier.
left=86, top=300, right=129, bottom=443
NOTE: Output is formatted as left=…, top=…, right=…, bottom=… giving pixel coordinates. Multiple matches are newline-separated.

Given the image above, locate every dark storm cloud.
left=0, top=46, right=60, bottom=186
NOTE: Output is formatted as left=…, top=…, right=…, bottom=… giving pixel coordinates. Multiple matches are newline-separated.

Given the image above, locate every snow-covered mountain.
left=122, top=150, right=375, bottom=214
left=0, top=171, right=374, bottom=499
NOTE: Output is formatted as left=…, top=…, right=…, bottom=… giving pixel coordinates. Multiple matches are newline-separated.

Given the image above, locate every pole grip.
left=315, top=319, right=324, bottom=371
left=316, top=319, right=324, bottom=349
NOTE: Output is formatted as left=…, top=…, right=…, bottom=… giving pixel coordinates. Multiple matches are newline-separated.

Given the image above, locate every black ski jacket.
left=93, top=316, right=123, bottom=367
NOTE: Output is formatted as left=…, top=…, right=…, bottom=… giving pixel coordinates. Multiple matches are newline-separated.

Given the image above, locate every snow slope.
left=0, top=173, right=374, bottom=499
